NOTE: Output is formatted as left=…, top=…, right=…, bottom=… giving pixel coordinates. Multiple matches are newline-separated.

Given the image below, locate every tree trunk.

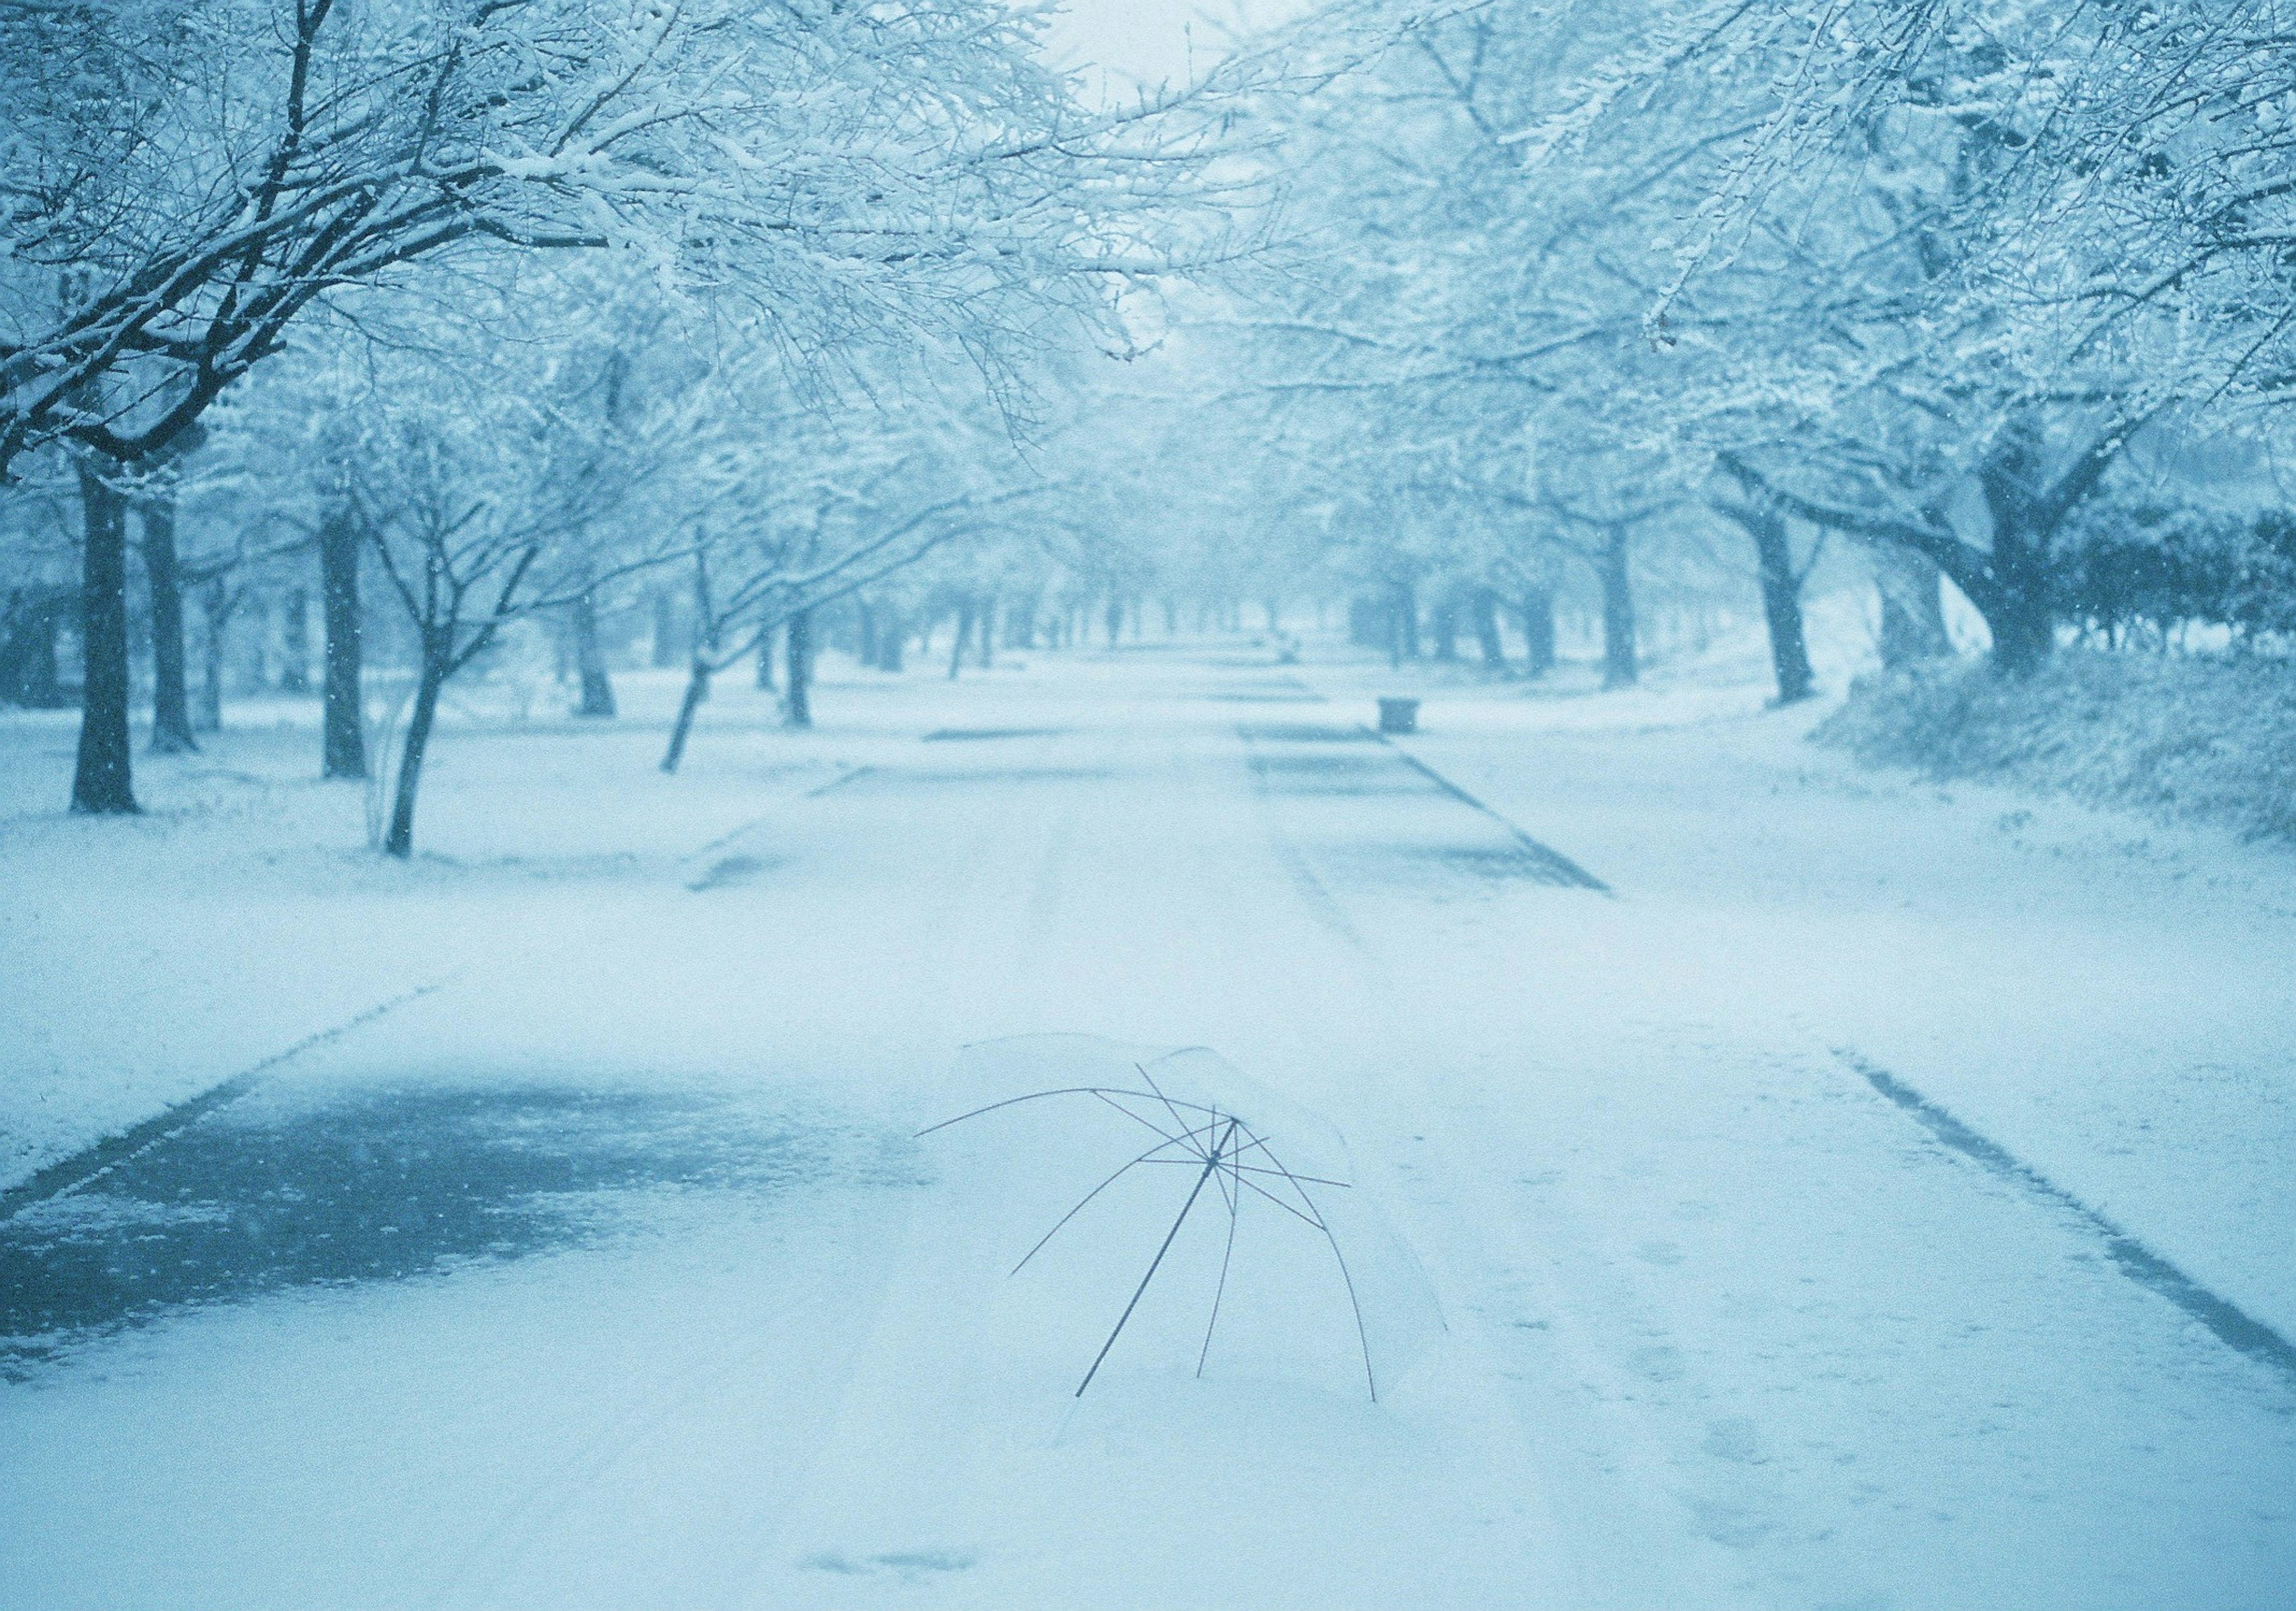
left=1104, top=596, right=1123, bottom=648
left=279, top=588, right=310, bottom=693
left=1348, top=597, right=1378, bottom=648
left=137, top=488, right=198, bottom=754
left=1742, top=504, right=1815, bottom=704
left=1387, top=577, right=1419, bottom=667
left=71, top=459, right=137, bottom=814
left=1517, top=589, right=1557, bottom=677
left=1431, top=592, right=1459, bottom=661
left=1974, top=421, right=2071, bottom=676
left=1967, top=508, right=2056, bottom=677
left=1986, top=543, right=2056, bottom=675
left=650, top=590, right=679, bottom=667
left=784, top=606, right=813, bottom=728
left=1875, top=545, right=1950, bottom=667
left=1598, top=528, right=1638, bottom=690
left=660, top=658, right=710, bottom=772
left=0, top=592, right=66, bottom=708
left=948, top=597, right=974, bottom=680
left=755, top=620, right=778, bottom=689
left=569, top=588, right=616, bottom=717
left=320, top=512, right=368, bottom=772
left=1471, top=588, right=1506, bottom=672
left=877, top=610, right=904, bottom=672
left=977, top=594, right=996, bottom=668
left=856, top=604, right=877, bottom=670
left=195, top=578, right=229, bottom=732
left=383, top=651, right=447, bottom=858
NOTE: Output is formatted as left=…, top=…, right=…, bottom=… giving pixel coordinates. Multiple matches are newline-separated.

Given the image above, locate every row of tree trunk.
left=69, top=460, right=136, bottom=812
left=61, top=449, right=370, bottom=814
left=1364, top=580, right=1562, bottom=680
left=1357, top=514, right=1952, bottom=710
left=54, top=450, right=1962, bottom=826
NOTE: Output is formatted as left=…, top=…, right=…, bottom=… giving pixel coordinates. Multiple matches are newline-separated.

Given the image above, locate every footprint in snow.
left=800, top=1548, right=977, bottom=1581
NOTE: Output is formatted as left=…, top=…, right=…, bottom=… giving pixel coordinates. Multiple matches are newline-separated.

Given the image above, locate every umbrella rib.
left=918, top=1087, right=1135, bottom=1137
left=1126, top=1158, right=1351, bottom=1188
left=1012, top=1117, right=1225, bottom=1277
left=1235, top=1163, right=1350, bottom=1187
left=1076, top=1126, right=1229, bottom=1398
left=923, top=1071, right=1385, bottom=1401
left=1094, top=1090, right=1210, bottom=1158
left=1243, top=1146, right=1383, bottom=1404
left=1210, top=1148, right=1238, bottom=1216
left=1197, top=1141, right=1243, bottom=1379
left=1321, top=1221, right=1381, bottom=1403
left=917, top=1086, right=1222, bottom=1139
left=1226, top=1169, right=1328, bottom=1231
left=1134, top=1062, right=1205, bottom=1154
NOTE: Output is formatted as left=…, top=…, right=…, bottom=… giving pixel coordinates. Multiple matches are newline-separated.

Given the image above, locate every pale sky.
left=1043, top=0, right=1306, bottom=88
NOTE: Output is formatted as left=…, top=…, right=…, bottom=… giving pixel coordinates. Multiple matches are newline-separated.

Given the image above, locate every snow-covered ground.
left=3, top=628, right=2291, bottom=1609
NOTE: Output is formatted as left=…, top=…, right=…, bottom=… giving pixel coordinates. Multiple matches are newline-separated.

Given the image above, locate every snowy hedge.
left=1815, top=652, right=2296, bottom=843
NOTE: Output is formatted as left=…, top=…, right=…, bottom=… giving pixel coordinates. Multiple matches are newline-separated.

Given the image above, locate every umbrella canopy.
left=925, top=1035, right=1446, bottom=1402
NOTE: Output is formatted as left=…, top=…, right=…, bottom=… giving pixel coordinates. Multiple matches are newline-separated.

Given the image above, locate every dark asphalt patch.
left=687, top=853, right=783, bottom=892
left=1247, top=775, right=1430, bottom=800
left=1244, top=753, right=1382, bottom=775
left=846, top=767, right=1115, bottom=791
left=0, top=983, right=447, bottom=1224
left=1238, top=720, right=1608, bottom=893
left=1371, top=743, right=1608, bottom=892
left=1234, top=723, right=1378, bottom=745
left=920, top=728, right=1068, bottom=742
left=1387, top=845, right=1606, bottom=886
left=1837, top=1048, right=2296, bottom=1393
left=0, top=1084, right=909, bottom=1375
left=806, top=766, right=874, bottom=797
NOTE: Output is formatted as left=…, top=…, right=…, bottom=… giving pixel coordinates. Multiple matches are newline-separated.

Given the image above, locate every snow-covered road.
left=4, top=643, right=2292, bottom=1609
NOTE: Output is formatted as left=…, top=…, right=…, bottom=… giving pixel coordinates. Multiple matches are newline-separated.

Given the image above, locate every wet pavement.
left=1, top=1082, right=900, bottom=1375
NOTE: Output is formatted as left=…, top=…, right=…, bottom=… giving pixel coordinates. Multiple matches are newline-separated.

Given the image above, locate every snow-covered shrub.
left=2054, top=504, right=2242, bottom=646
left=1815, top=652, right=2296, bottom=841
left=2054, top=503, right=2296, bottom=649
left=2231, top=513, right=2296, bottom=641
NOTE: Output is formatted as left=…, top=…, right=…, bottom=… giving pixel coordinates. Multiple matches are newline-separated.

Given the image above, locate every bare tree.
left=1, top=0, right=1273, bottom=477
left=134, top=457, right=199, bottom=754
left=1711, top=490, right=1818, bottom=705
left=68, top=451, right=135, bottom=811
left=315, top=492, right=365, bottom=777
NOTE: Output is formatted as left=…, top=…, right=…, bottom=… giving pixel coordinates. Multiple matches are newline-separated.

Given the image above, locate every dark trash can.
left=1378, top=697, right=1420, bottom=734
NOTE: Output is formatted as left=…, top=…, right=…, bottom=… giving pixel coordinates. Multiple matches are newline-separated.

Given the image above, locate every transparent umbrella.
left=923, top=1035, right=1445, bottom=1402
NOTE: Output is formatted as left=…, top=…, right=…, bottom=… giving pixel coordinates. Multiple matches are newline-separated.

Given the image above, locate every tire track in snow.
left=680, top=764, right=874, bottom=889
left=1236, top=725, right=1373, bottom=958
left=0, top=979, right=452, bottom=1222
left=1248, top=662, right=1608, bottom=891
left=805, top=763, right=874, bottom=797
left=1837, top=1047, right=2296, bottom=1391
left=1363, top=732, right=1611, bottom=893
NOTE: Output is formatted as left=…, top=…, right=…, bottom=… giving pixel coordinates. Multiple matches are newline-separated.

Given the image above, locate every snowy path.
left=4, top=644, right=2292, bottom=1609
